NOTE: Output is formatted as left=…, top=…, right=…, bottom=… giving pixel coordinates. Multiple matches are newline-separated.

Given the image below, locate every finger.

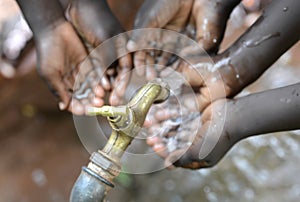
left=109, top=91, right=120, bottom=106
left=198, top=77, right=230, bottom=112
left=159, top=66, right=174, bottom=78
left=145, top=54, right=156, bottom=81
left=180, top=45, right=205, bottom=57
left=81, top=98, right=94, bottom=113
left=193, top=1, right=235, bottom=53
left=91, top=57, right=111, bottom=90
left=200, top=104, right=213, bottom=123
left=193, top=2, right=215, bottom=50
left=101, top=76, right=111, bottom=90
left=114, top=56, right=132, bottom=97
left=147, top=123, right=161, bottom=134
left=153, top=143, right=169, bottom=158
left=69, top=98, right=85, bottom=115
left=144, top=114, right=157, bottom=128
left=115, top=34, right=131, bottom=62
left=94, top=85, right=105, bottom=97
left=182, top=65, right=204, bottom=87
left=165, top=148, right=186, bottom=168
left=42, top=72, right=71, bottom=110
left=0, top=60, right=16, bottom=78
left=157, top=52, right=173, bottom=68
left=134, top=51, right=146, bottom=76
left=93, top=97, right=105, bottom=107
left=183, top=94, right=199, bottom=111
left=242, top=0, right=260, bottom=11
left=118, top=54, right=132, bottom=73
left=146, top=66, right=157, bottom=81
left=128, top=0, right=181, bottom=50
left=196, top=89, right=211, bottom=112
left=114, top=72, right=131, bottom=98
left=146, top=136, right=163, bottom=147
left=166, top=139, right=208, bottom=169
left=155, top=109, right=179, bottom=121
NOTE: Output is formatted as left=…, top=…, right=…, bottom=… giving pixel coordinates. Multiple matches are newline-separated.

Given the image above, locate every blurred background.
left=0, top=0, right=300, bottom=201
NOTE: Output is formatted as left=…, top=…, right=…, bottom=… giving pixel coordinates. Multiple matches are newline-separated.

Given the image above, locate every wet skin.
left=164, top=83, right=300, bottom=169
left=16, top=0, right=132, bottom=114
left=127, top=0, right=241, bottom=80
left=17, top=0, right=89, bottom=114
left=67, top=0, right=132, bottom=106
left=16, top=0, right=300, bottom=169
left=178, top=0, right=300, bottom=111
left=149, top=0, right=300, bottom=169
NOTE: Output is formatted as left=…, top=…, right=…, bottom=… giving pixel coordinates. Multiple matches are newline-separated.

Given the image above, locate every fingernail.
left=101, top=77, right=111, bottom=90
left=153, top=143, right=165, bottom=152
left=59, top=102, right=66, bottom=110
left=93, top=97, right=104, bottom=107
left=127, top=40, right=137, bottom=51
left=94, top=86, right=105, bottom=97
left=70, top=101, right=84, bottom=115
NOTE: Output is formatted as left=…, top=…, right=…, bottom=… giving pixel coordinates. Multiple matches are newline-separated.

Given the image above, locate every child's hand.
left=68, top=0, right=132, bottom=105
left=147, top=98, right=235, bottom=169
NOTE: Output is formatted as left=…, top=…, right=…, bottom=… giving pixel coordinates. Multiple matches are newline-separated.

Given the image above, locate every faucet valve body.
left=70, top=81, right=170, bottom=202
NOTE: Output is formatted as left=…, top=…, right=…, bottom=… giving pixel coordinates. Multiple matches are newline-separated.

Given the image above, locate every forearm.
left=216, top=0, right=300, bottom=95
left=228, top=83, right=300, bottom=142
left=216, top=0, right=242, bottom=14
left=16, top=0, right=65, bottom=37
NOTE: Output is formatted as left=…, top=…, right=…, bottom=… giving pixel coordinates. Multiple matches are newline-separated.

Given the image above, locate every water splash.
left=243, top=32, right=280, bottom=48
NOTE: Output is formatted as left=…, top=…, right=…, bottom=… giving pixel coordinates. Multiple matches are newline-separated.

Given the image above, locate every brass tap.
left=70, top=80, right=170, bottom=202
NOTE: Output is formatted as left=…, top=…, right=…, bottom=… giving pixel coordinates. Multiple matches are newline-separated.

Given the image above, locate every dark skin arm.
left=16, top=0, right=65, bottom=36
left=181, top=0, right=300, bottom=111
left=176, top=82, right=300, bottom=168
left=150, top=0, right=300, bottom=169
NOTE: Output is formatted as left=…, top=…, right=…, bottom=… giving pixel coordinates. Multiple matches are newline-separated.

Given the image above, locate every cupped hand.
left=35, top=20, right=103, bottom=115
left=148, top=98, right=237, bottom=169
left=170, top=52, right=245, bottom=112
left=127, top=0, right=239, bottom=80
left=127, top=0, right=194, bottom=80
left=67, top=0, right=132, bottom=106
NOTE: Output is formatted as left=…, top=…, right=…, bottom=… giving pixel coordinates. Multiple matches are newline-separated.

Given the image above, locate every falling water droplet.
left=283, top=7, right=288, bottom=12
left=236, top=74, right=240, bottom=79
left=213, top=38, right=217, bottom=43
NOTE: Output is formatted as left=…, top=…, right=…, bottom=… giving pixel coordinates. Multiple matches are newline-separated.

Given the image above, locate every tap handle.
left=87, top=106, right=128, bottom=118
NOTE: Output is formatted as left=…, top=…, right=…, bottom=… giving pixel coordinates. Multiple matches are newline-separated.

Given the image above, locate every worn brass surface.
left=88, top=81, right=170, bottom=162
left=70, top=81, right=170, bottom=202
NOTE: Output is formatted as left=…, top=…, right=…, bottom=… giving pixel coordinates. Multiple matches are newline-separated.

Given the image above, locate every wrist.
left=34, top=19, right=67, bottom=42
left=17, top=0, right=66, bottom=40
left=72, top=0, right=108, bottom=9
left=212, top=54, right=246, bottom=97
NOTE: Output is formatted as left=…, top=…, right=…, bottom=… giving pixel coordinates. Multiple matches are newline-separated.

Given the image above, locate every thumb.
left=165, top=148, right=209, bottom=169
left=42, top=71, right=72, bottom=111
